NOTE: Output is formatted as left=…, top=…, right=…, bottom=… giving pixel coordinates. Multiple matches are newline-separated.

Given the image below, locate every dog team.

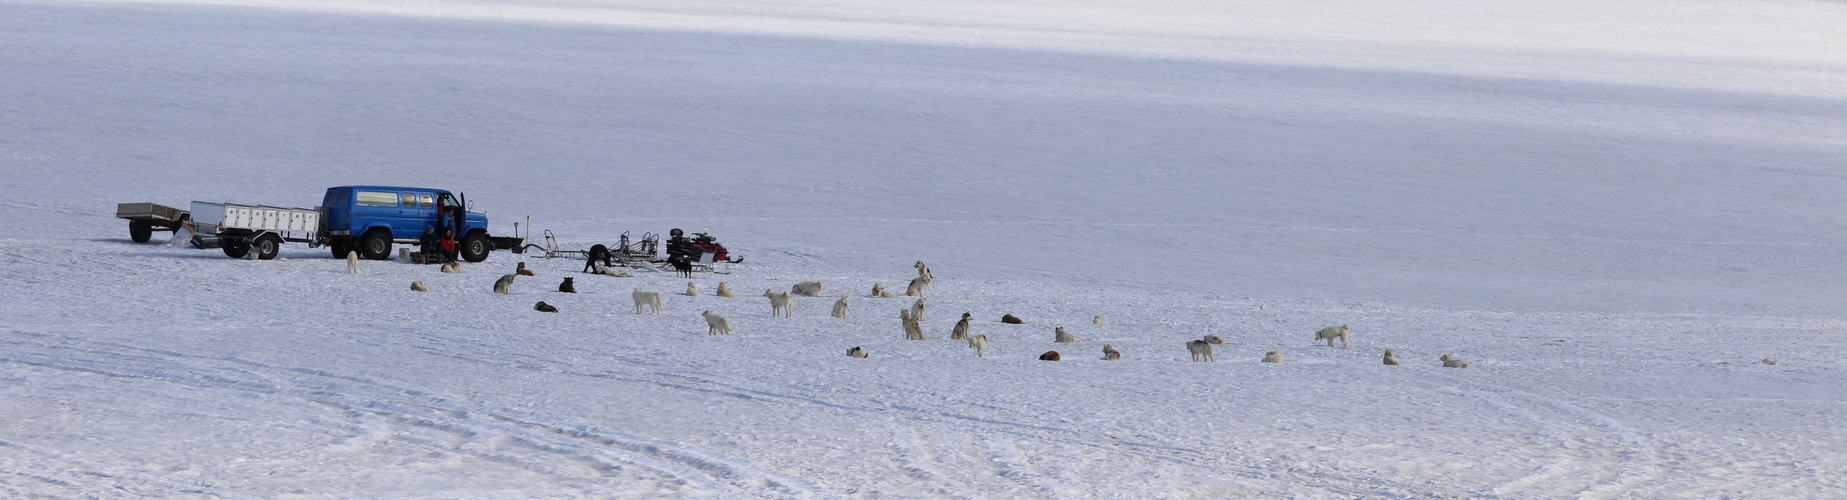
left=395, top=258, right=1474, bottom=367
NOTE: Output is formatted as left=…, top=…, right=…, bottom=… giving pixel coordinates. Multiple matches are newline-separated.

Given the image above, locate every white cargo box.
left=189, top=201, right=321, bottom=235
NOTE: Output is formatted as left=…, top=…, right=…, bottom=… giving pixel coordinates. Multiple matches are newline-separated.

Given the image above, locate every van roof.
left=330, top=186, right=454, bottom=194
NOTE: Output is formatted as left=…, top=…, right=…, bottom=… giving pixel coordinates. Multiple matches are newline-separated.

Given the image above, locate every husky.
left=1054, top=327, right=1074, bottom=344
left=346, top=251, right=360, bottom=274
left=493, top=274, right=516, bottom=294
left=764, top=289, right=793, bottom=317
left=792, top=281, right=824, bottom=297
left=632, top=288, right=662, bottom=314
left=1316, top=324, right=1350, bottom=348
left=1101, top=344, right=1120, bottom=361
left=702, top=310, right=732, bottom=335
left=716, top=281, right=737, bottom=298
left=1262, top=351, right=1283, bottom=363
left=871, top=282, right=895, bottom=298
left=1187, top=340, right=1214, bottom=362
left=969, top=334, right=988, bottom=358
left=832, top=296, right=849, bottom=319
left=410, top=280, right=430, bottom=292
left=1383, top=349, right=1401, bottom=365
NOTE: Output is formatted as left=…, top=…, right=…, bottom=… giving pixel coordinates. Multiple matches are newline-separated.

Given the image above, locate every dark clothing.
left=419, top=231, right=439, bottom=259
left=665, top=235, right=693, bottom=261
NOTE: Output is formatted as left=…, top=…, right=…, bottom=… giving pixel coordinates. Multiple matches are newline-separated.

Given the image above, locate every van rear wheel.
left=359, top=230, right=392, bottom=260
left=461, top=232, right=491, bottom=262
left=222, top=238, right=250, bottom=259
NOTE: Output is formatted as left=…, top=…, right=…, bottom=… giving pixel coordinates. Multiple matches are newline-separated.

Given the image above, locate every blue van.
left=321, top=186, right=498, bottom=261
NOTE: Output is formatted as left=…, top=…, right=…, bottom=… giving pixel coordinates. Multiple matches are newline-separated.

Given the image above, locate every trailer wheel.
left=222, top=238, right=250, bottom=259
left=129, top=221, right=153, bottom=243
left=359, top=229, right=392, bottom=260
left=461, top=232, right=491, bottom=263
left=329, top=240, right=352, bottom=259
left=254, top=233, right=282, bottom=260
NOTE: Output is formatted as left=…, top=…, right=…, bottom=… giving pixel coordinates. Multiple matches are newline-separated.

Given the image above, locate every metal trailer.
left=188, top=201, right=323, bottom=260
left=115, top=203, right=190, bottom=243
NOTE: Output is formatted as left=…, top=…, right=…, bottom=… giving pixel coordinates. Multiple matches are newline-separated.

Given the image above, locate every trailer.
left=115, top=202, right=190, bottom=243
left=189, top=201, right=323, bottom=259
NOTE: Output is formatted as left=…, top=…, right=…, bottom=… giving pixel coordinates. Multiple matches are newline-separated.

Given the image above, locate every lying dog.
left=1187, top=340, right=1214, bottom=362
left=493, top=274, right=516, bottom=294
left=1093, top=315, right=1106, bottom=326
left=1204, top=334, right=1226, bottom=345
left=847, top=346, right=869, bottom=358
left=715, top=281, right=737, bottom=298
left=1054, top=327, right=1074, bottom=344
left=832, top=296, right=849, bottom=319
left=632, top=288, right=662, bottom=314
left=516, top=262, right=535, bottom=276
left=1039, top=351, right=1061, bottom=361
left=702, top=310, right=732, bottom=335
left=559, top=277, right=577, bottom=293
left=534, top=301, right=557, bottom=313
left=792, top=281, right=824, bottom=297
left=1316, top=324, right=1350, bottom=348
left=591, top=264, right=631, bottom=277
left=969, top=334, right=988, bottom=358
left=871, top=282, right=896, bottom=298
left=410, top=280, right=430, bottom=292
left=1383, top=349, right=1401, bottom=365
left=1441, top=354, right=1470, bottom=368
left=1262, top=351, right=1284, bottom=363
left=1001, top=314, right=1024, bottom=324
left=1101, top=344, right=1120, bottom=361
left=441, top=261, right=462, bottom=273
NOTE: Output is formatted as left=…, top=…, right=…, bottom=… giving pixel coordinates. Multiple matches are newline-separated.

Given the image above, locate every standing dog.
left=969, top=334, right=988, bottom=358
left=346, top=251, right=360, bottom=274
left=871, top=282, right=896, bottom=298
left=534, top=301, right=558, bottom=313
left=1187, top=340, right=1214, bottom=362
left=951, top=312, right=971, bottom=340
left=832, top=296, right=849, bottom=319
left=671, top=256, right=694, bottom=278
left=685, top=281, right=699, bottom=297
left=702, top=310, right=732, bottom=335
left=516, top=262, right=535, bottom=276
left=1101, top=344, right=1120, bottom=360
left=1054, top=327, right=1074, bottom=344
left=910, top=298, right=928, bottom=322
left=632, top=288, right=662, bottom=314
left=716, top=282, right=737, bottom=298
left=901, top=309, right=925, bottom=340
left=1316, top=324, right=1350, bottom=348
left=493, top=274, right=516, bottom=294
left=558, top=277, right=577, bottom=293
left=764, top=289, right=793, bottom=317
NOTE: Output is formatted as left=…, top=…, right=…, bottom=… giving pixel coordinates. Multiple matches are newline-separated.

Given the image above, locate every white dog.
left=1054, top=327, right=1074, bottom=344
left=871, top=282, right=895, bottom=298
left=1316, top=324, right=1350, bottom=348
left=715, top=281, right=737, bottom=298
left=910, top=297, right=927, bottom=322
left=410, top=280, right=430, bottom=292
left=914, top=261, right=933, bottom=282
left=1093, top=315, right=1106, bottom=326
left=1383, top=349, right=1401, bottom=365
left=764, top=289, right=793, bottom=317
left=591, top=264, right=631, bottom=277
left=791, top=281, right=824, bottom=297
left=441, top=261, right=462, bottom=273
left=1262, top=351, right=1284, bottom=363
left=1204, top=334, right=1226, bottom=345
left=686, top=281, right=699, bottom=297
left=847, top=346, right=869, bottom=358
left=1101, top=344, right=1120, bottom=361
left=903, top=277, right=929, bottom=297
left=969, top=334, right=988, bottom=358
left=346, top=251, right=359, bottom=274
left=832, top=296, right=849, bottom=319
left=951, top=312, right=971, bottom=340
left=901, top=309, right=925, bottom=340
left=632, top=288, right=662, bottom=314
left=1441, top=354, right=1470, bottom=368
left=493, top=274, right=516, bottom=294
left=702, top=310, right=732, bottom=335
left=1187, top=340, right=1214, bottom=362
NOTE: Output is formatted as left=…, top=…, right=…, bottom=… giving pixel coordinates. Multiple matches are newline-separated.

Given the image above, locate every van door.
left=321, top=188, right=351, bottom=233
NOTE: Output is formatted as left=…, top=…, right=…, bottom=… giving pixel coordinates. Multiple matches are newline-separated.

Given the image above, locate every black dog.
left=534, top=301, right=558, bottom=313
left=670, top=256, right=695, bottom=278
left=558, top=277, right=576, bottom=293
left=582, top=244, right=613, bottom=273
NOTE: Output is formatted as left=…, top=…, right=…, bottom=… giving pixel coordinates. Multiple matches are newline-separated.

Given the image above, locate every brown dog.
left=516, top=262, right=536, bottom=276
left=1001, top=314, right=1024, bottom=324
left=1039, top=351, right=1060, bottom=361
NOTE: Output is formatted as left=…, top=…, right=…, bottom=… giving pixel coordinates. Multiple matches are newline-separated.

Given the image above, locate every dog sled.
left=528, top=228, right=738, bottom=274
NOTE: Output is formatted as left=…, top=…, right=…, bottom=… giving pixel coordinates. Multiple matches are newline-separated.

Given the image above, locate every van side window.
left=418, top=193, right=434, bottom=208
left=355, top=191, right=398, bottom=207
left=400, top=193, right=417, bottom=207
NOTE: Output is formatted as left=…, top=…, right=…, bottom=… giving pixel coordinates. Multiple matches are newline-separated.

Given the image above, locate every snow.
left=3, top=0, right=1846, bottom=497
